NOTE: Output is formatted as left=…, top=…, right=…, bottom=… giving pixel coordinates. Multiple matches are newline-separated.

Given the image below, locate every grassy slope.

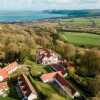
left=0, top=17, right=100, bottom=100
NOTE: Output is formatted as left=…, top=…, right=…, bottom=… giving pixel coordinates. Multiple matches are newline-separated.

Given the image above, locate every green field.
left=61, top=17, right=100, bottom=26
left=62, top=32, right=100, bottom=47
left=61, top=18, right=91, bottom=26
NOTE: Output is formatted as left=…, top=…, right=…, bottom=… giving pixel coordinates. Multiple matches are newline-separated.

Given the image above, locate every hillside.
left=0, top=17, right=100, bottom=100
left=44, top=9, right=100, bottom=17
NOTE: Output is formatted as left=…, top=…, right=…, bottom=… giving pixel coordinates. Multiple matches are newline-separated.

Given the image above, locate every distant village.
left=0, top=48, right=84, bottom=100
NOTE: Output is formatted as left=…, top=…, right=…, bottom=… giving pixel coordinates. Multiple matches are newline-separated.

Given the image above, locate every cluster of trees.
left=0, top=25, right=38, bottom=64
left=54, top=40, right=76, bottom=61
left=77, top=49, right=100, bottom=75
left=87, top=75, right=100, bottom=96
left=0, top=24, right=99, bottom=75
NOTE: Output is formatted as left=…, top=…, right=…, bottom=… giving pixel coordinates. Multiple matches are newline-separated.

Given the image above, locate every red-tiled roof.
left=41, top=71, right=62, bottom=81
left=41, top=71, right=76, bottom=96
left=0, top=69, right=8, bottom=81
left=4, top=61, right=18, bottom=73
left=0, top=61, right=18, bottom=81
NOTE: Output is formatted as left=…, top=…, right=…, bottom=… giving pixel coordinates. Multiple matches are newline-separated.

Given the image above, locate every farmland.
left=60, top=17, right=100, bottom=27
left=0, top=17, right=100, bottom=100
left=61, top=32, right=100, bottom=47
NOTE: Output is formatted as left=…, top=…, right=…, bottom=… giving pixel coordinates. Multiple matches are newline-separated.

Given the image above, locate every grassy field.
left=61, top=17, right=100, bottom=26
left=61, top=18, right=91, bottom=26
left=62, top=32, right=100, bottom=47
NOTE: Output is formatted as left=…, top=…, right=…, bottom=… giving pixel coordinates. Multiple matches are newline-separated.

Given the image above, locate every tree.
left=4, top=43, right=19, bottom=62
left=67, top=66, right=76, bottom=77
left=55, top=40, right=65, bottom=56
left=63, top=43, right=76, bottom=60
left=80, top=50, right=100, bottom=74
left=0, top=50, right=5, bottom=62
left=51, top=32, right=59, bottom=45
left=87, top=75, right=100, bottom=96
left=55, top=41, right=76, bottom=60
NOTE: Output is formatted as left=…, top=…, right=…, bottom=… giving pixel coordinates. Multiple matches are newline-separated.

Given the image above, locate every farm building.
left=16, top=74, right=37, bottom=100
left=0, top=61, right=18, bottom=82
left=36, top=48, right=61, bottom=65
left=41, top=71, right=80, bottom=99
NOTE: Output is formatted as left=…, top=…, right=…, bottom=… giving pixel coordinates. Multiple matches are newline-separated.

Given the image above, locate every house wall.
left=42, top=57, right=59, bottom=65
left=0, top=76, right=3, bottom=82
left=28, top=93, right=37, bottom=100
left=42, top=78, right=54, bottom=83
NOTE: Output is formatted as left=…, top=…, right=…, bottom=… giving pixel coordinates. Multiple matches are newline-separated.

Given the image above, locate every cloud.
left=0, top=0, right=100, bottom=10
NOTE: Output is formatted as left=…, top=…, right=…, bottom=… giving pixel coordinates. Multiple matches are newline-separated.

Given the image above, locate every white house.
left=37, top=48, right=60, bottom=65
left=42, top=55, right=59, bottom=65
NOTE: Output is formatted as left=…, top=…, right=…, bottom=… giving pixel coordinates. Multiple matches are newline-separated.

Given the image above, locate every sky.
left=0, top=0, right=100, bottom=11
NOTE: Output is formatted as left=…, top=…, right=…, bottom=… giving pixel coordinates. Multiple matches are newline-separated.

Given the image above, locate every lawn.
left=24, top=59, right=47, bottom=76
left=62, top=32, right=100, bottom=47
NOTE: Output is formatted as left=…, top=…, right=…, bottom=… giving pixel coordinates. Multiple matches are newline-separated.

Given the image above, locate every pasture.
left=62, top=32, right=100, bottom=47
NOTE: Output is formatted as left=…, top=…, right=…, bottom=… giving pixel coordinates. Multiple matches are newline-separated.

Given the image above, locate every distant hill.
left=43, top=9, right=100, bottom=17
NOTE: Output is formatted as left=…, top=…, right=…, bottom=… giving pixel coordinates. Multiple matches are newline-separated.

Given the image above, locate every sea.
left=0, top=11, right=68, bottom=22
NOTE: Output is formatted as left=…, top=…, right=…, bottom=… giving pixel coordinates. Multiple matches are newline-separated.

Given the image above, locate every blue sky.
left=0, top=0, right=100, bottom=11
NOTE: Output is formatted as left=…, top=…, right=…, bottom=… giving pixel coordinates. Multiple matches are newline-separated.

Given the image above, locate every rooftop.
left=18, top=74, right=37, bottom=97
left=41, top=71, right=78, bottom=97
left=0, top=69, right=8, bottom=81
left=55, top=74, right=76, bottom=95
left=49, top=64, right=66, bottom=74
left=0, top=61, right=18, bottom=81
left=3, top=61, right=18, bottom=73
left=41, top=71, right=62, bottom=82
